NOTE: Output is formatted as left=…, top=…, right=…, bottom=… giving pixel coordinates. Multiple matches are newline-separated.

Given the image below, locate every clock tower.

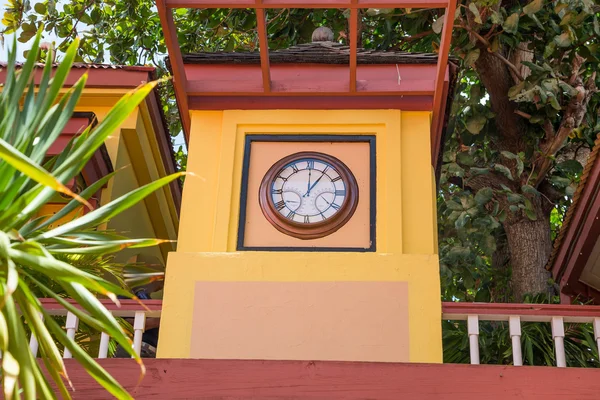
left=157, top=27, right=457, bottom=363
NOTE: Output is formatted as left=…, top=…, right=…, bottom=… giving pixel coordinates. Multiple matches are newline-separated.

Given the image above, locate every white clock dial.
left=270, top=158, right=347, bottom=225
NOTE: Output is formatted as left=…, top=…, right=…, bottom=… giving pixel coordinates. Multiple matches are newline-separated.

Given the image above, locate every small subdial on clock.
left=315, top=190, right=336, bottom=213
left=282, top=189, right=302, bottom=212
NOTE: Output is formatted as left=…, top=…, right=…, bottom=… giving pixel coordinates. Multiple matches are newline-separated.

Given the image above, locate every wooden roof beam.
left=430, top=0, right=456, bottom=166
left=349, top=6, right=358, bottom=93
left=255, top=5, right=271, bottom=92
left=164, top=0, right=450, bottom=9
left=157, top=0, right=192, bottom=141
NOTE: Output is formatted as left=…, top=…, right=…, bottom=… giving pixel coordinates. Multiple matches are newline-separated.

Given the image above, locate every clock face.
left=259, top=152, right=359, bottom=240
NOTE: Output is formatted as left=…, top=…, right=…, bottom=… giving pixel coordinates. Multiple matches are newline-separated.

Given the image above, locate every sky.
left=1, top=0, right=28, bottom=61
left=0, top=0, right=187, bottom=151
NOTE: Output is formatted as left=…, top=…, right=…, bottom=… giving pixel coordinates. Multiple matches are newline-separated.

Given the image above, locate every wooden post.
left=467, top=315, right=480, bottom=365
left=63, top=312, right=79, bottom=359
left=551, top=316, right=566, bottom=367
left=98, top=332, right=110, bottom=359
left=508, top=316, right=523, bottom=366
left=132, top=311, right=147, bottom=357
left=28, top=312, right=44, bottom=357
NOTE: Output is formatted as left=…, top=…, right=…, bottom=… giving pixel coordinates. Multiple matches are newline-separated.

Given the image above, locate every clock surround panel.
left=237, top=135, right=376, bottom=251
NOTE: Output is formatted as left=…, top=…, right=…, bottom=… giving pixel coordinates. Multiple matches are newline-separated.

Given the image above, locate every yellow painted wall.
left=159, top=110, right=442, bottom=362
left=68, top=89, right=179, bottom=266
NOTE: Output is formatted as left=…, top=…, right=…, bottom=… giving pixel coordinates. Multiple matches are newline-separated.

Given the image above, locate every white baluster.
left=63, top=312, right=79, bottom=359
left=132, top=312, right=146, bottom=357
left=29, top=312, right=44, bottom=357
left=509, top=316, right=523, bottom=366
left=594, top=318, right=600, bottom=359
left=467, top=315, right=480, bottom=365
left=98, top=332, right=110, bottom=359
left=551, top=316, right=566, bottom=367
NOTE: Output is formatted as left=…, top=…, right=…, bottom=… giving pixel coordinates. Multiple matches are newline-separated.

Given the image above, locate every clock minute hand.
left=306, top=172, right=325, bottom=195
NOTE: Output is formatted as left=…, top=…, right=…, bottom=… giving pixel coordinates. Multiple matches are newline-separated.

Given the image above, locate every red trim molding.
left=550, top=138, right=600, bottom=303
left=55, top=358, right=600, bottom=399
left=0, top=67, right=152, bottom=89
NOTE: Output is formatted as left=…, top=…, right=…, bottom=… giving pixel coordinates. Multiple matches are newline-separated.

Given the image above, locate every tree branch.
left=535, top=57, right=597, bottom=186
left=455, top=24, right=524, bottom=81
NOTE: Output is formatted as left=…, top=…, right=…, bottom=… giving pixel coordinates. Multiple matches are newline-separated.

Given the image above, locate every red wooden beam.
left=186, top=78, right=435, bottom=95
left=188, top=95, right=433, bottom=110
left=430, top=0, right=456, bottom=164
left=0, top=67, right=152, bottom=89
left=55, top=358, right=600, bottom=399
left=349, top=6, right=358, bottom=93
left=165, top=0, right=450, bottom=8
left=156, top=0, right=192, bottom=140
left=255, top=6, right=271, bottom=92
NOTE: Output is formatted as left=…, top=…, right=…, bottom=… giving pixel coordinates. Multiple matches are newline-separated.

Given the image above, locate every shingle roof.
left=182, top=41, right=441, bottom=65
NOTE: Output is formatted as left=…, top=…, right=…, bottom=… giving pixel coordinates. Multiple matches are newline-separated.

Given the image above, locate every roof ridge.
left=0, top=61, right=155, bottom=72
left=181, top=43, right=443, bottom=66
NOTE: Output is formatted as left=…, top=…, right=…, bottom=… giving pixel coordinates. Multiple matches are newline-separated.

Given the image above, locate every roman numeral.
left=275, top=200, right=286, bottom=211
left=272, top=189, right=283, bottom=195
left=304, top=215, right=310, bottom=223
left=335, top=189, right=346, bottom=196
left=286, top=210, right=296, bottom=220
left=331, top=176, right=341, bottom=182
left=331, top=203, right=341, bottom=210
left=291, top=164, right=299, bottom=173
left=306, top=160, right=314, bottom=169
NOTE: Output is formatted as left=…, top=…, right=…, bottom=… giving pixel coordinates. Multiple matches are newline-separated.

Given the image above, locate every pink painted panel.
left=191, top=281, right=409, bottom=362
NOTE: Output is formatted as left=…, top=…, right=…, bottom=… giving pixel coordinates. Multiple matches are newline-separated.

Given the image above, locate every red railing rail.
left=38, top=298, right=162, bottom=318
left=442, top=301, right=600, bottom=322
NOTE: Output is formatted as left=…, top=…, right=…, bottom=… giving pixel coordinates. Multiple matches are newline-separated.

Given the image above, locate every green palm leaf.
left=0, top=27, right=179, bottom=398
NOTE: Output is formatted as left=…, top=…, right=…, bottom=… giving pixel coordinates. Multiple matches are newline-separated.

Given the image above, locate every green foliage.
left=0, top=30, right=182, bottom=398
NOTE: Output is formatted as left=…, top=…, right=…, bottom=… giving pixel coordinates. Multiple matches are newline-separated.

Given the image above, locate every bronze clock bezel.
left=258, top=151, right=359, bottom=240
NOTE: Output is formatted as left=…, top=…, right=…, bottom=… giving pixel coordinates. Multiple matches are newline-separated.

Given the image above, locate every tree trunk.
left=504, top=217, right=552, bottom=301
left=491, top=234, right=511, bottom=302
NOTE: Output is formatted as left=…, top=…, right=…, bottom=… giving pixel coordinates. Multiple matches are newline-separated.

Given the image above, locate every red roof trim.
left=550, top=135, right=600, bottom=302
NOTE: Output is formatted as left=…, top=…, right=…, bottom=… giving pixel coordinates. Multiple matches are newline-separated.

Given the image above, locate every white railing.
left=443, top=302, right=600, bottom=367
left=31, top=299, right=162, bottom=358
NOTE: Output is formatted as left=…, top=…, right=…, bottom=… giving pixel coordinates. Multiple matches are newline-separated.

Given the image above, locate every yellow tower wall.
left=158, top=110, right=442, bottom=363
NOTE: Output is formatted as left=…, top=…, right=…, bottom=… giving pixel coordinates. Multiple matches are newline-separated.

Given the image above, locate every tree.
left=3, top=0, right=599, bottom=302
left=0, top=30, right=183, bottom=398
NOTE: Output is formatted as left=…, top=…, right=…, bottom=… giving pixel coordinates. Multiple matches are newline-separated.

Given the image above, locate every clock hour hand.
left=305, top=168, right=312, bottom=197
